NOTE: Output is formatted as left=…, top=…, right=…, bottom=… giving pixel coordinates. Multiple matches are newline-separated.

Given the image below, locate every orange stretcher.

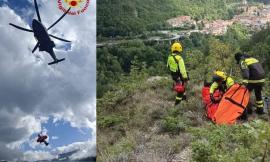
left=213, top=84, right=250, bottom=125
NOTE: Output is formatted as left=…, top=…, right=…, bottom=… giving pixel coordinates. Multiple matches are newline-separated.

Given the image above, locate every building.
left=166, top=16, right=196, bottom=28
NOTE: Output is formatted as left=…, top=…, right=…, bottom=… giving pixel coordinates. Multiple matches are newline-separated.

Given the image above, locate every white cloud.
left=23, top=151, right=56, bottom=161
left=52, top=136, right=59, bottom=140
left=55, top=140, right=96, bottom=160
left=23, top=140, right=95, bottom=161
left=1, top=108, right=42, bottom=150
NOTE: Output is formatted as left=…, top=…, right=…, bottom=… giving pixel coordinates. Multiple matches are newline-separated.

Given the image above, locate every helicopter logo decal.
left=58, top=0, right=90, bottom=15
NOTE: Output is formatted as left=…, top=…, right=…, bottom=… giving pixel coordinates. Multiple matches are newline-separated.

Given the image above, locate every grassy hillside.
left=97, top=74, right=270, bottom=161
left=97, top=72, right=206, bottom=161
left=97, top=0, right=240, bottom=39
left=97, top=25, right=270, bottom=162
left=97, top=1, right=270, bottom=161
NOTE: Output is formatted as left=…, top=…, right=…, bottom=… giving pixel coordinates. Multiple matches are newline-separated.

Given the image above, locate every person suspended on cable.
left=37, top=133, right=49, bottom=146
left=235, top=52, right=265, bottom=115
left=210, top=70, right=234, bottom=103
left=167, top=42, right=189, bottom=106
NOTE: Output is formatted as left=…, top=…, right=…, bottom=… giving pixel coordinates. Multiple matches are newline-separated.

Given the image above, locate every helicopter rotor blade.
left=49, top=34, right=71, bottom=43
left=34, top=0, right=42, bottom=22
left=32, top=42, right=40, bottom=53
left=47, top=7, right=71, bottom=31
left=9, top=23, right=33, bottom=32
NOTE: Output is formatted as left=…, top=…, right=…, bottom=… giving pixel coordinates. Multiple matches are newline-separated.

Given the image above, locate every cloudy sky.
left=0, top=0, right=96, bottom=161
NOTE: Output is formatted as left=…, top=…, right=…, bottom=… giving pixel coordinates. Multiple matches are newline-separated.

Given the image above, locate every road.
left=97, top=30, right=195, bottom=48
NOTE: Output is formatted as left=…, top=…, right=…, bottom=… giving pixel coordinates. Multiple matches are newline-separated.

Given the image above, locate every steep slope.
left=97, top=76, right=206, bottom=161
left=97, top=1, right=270, bottom=161
left=97, top=76, right=270, bottom=162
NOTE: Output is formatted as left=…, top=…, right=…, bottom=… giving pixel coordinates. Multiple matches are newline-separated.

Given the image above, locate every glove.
left=210, top=94, right=218, bottom=103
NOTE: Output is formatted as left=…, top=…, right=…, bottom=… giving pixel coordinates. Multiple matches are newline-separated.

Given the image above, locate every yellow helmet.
left=214, top=70, right=227, bottom=80
left=171, top=42, right=183, bottom=53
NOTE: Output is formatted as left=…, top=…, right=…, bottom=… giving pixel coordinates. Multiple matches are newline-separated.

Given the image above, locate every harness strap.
left=229, top=84, right=241, bottom=98
left=172, top=55, right=180, bottom=72
left=225, top=97, right=245, bottom=109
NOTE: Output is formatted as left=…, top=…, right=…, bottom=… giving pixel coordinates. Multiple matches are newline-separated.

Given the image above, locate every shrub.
left=190, top=120, right=270, bottom=162
left=160, top=116, right=186, bottom=134
left=99, top=115, right=127, bottom=128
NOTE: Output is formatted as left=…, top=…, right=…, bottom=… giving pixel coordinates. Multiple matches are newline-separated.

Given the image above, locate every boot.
left=182, top=95, right=187, bottom=101
left=256, top=108, right=264, bottom=115
left=175, top=99, right=181, bottom=106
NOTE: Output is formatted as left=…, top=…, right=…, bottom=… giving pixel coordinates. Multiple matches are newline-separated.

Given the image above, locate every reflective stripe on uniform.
left=256, top=100, right=264, bottom=104
left=256, top=100, right=264, bottom=108
left=256, top=104, right=264, bottom=108
left=242, top=79, right=265, bottom=83
left=245, top=58, right=259, bottom=65
left=176, top=96, right=182, bottom=100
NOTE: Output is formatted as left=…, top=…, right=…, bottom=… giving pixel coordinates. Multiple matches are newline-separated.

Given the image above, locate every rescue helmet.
left=213, top=70, right=227, bottom=82
left=171, top=42, right=183, bottom=53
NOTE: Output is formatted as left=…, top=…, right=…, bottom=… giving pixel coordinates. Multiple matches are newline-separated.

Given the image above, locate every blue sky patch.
left=21, top=117, right=91, bottom=152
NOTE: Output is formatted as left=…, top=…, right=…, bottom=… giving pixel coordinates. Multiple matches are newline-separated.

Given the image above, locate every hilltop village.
left=167, top=4, right=270, bottom=35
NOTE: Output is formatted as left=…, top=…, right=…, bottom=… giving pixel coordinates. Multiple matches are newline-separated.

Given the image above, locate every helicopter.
left=9, top=0, right=72, bottom=65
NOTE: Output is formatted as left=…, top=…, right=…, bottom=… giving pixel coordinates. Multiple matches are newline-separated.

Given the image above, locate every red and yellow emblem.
left=64, top=0, right=83, bottom=8
left=58, top=0, right=90, bottom=15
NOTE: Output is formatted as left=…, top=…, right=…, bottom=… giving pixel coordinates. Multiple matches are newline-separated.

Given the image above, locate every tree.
left=206, top=38, right=235, bottom=75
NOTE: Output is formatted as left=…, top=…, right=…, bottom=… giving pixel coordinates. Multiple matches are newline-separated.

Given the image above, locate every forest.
left=97, top=23, right=270, bottom=97
left=97, top=0, right=242, bottom=38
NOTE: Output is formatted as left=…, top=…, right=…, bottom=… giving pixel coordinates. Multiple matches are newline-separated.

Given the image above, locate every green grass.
left=97, top=73, right=270, bottom=162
